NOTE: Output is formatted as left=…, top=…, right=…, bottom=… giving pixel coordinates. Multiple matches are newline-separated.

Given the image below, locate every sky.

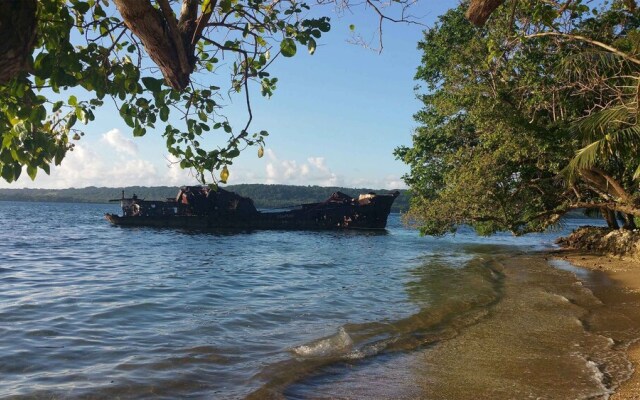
left=1, top=1, right=459, bottom=190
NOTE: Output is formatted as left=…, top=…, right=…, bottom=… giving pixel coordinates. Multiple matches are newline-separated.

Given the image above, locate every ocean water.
left=1, top=201, right=639, bottom=399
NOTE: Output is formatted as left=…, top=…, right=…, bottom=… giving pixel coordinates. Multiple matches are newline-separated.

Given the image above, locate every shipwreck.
left=105, top=186, right=400, bottom=230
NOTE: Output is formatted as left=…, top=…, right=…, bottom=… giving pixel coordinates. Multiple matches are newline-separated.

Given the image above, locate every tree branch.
left=526, top=32, right=640, bottom=66
left=113, top=0, right=191, bottom=89
left=191, top=0, right=216, bottom=45
left=466, top=0, right=505, bottom=27
left=570, top=201, right=640, bottom=216
left=157, top=0, right=191, bottom=76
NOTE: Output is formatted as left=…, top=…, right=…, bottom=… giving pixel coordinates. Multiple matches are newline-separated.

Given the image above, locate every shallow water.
left=1, top=201, right=638, bottom=399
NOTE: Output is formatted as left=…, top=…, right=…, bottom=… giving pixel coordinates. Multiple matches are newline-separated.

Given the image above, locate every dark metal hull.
left=105, top=194, right=397, bottom=231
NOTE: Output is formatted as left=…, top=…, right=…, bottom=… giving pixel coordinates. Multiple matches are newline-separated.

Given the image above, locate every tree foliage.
left=396, top=1, right=640, bottom=236
left=0, top=0, right=428, bottom=186
left=1, top=0, right=327, bottom=183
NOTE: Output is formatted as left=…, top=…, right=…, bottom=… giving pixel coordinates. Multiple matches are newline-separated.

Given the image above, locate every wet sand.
left=552, top=249, right=640, bottom=400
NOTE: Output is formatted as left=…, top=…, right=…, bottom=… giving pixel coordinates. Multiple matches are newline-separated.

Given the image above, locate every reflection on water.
left=1, top=201, right=637, bottom=399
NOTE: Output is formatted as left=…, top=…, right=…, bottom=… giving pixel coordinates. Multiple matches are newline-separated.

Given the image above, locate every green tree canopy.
left=396, top=1, right=640, bottom=236
left=0, top=0, right=425, bottom=185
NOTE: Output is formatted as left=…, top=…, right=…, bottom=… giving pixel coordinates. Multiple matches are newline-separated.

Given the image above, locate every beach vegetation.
left=396, top=1, right=640, bottom=235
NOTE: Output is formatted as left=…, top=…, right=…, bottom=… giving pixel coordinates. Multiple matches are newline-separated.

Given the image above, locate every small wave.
left=345, top=338, right=395, bottom=360
left=585, top=359, right=612, bottom=397
left=292, top=327, right=353, bottom=358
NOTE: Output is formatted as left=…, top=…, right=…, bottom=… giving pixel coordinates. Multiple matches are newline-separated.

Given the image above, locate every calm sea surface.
left=1, top=201, right=639, bottom=399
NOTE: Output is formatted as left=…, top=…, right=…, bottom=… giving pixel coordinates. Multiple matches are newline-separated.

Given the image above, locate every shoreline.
left=551, top=249, right=640, bottom=399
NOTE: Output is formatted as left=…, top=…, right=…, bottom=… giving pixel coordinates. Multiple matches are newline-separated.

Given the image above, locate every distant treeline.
left=0, top=184, right=410, bottom=212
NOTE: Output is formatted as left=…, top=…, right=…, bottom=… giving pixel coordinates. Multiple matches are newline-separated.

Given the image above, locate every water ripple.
left=0, top=200, right=614, bottom=398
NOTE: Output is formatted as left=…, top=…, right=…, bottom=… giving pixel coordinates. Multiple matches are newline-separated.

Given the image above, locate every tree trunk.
left=113, top=0, right=198, bottom=91
left=579, top=168, right=632, bottom=203
left=603, top=208, right=620, bottom=229
left=0, top=0, right=37, bottom=84
left=466, top=0, right=505, bottom=26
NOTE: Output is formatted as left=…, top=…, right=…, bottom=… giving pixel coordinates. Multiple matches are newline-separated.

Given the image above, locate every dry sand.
left=552, top=249, right=640, bottom=399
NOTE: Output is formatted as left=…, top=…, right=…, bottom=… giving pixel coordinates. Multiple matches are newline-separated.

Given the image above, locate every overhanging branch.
left=526, top=32, right=640, bottom=66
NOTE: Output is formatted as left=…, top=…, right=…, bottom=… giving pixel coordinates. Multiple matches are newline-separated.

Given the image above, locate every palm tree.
left=561, top=48, right=640, bottom=228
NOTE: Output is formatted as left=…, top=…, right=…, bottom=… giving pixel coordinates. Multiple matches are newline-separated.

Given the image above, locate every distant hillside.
left=0, top=184, right=410, bottom=212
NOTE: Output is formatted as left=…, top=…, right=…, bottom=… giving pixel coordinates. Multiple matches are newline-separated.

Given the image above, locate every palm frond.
left=561, top=50, right=628, bottom=80
left=612, top=124, right=640, bottom=146
left=569, top=139, right=607, bottom=169
left=563, top=140, right=607, bottom=182
left=573, top=105, right=635, bottom=143
left=564, top=124, right=640, bottom=181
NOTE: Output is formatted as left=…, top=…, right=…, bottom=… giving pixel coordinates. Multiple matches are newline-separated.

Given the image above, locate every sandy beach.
left=553, top=250, right=640, bottom=399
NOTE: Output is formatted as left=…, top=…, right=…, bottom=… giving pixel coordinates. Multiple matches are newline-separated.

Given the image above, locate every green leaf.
left=280, top=38, right=297, bottom=57
left=68, top=95, right=78, bottom=106
left=307, top=38, right=316, bottom=55
left=12, top=163, right=21, bottom=181
left=2, top=134, right=13, bottom=149
left=1, top=164, right=14, bottom=182
left=160, top=106, right=169, bottom=122
left=27, top=165, right=37, bottom=180
left=66, top=114, right=77, bottom=130
left=219, top=0, right=231, bottom=13
left=349, top=24, right=355, bottom=31
left=76, top=108, right=87, bottom=124
left=54, top=147, right=66, bottom=165
left=133, top=125, right=146, bottom=137
left=73, top=1, right=91, bottom=14
left=142, top=77, right=163, bottom=92
left=202, top=0, right=214, bottom=13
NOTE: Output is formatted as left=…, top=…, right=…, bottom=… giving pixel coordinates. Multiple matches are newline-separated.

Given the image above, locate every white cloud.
left=348, top=175, right=408, bottom=190
left=265, top=148, right=278, bottom=161
left=101, top=128, right=138, bottom=156
left=307, top=157, right=326, bottom=170
left=165, top=154, right=200, bottom=186
left=281, top=160, right=299, bottom=179
left=0, top=133, right=192, bottom=189
left=35, top=144, right=160, bottom=188
left=300, top=164, right=310, bottom=176
left=258, top=151, right=408, bottom=189
left=265, top=162, right=277, bottom=182
left=383, top=179, right=408, bottom=190
left=262, top=151, right=341, bottom=186
left=46, top=144, right=105, bottom=188
left=0, top=133, right=409, bottom=190
left=107, top=159, right=159, bottom=186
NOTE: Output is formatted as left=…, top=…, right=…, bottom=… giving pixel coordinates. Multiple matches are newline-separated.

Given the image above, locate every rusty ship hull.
left=105, top=187, right=399, bottom=231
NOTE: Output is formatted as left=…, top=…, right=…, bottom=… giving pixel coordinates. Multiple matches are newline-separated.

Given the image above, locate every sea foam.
left=292, top=327, right=353, bottom=358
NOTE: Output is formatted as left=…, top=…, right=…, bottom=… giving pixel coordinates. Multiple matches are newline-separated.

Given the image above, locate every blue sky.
left=1, top=1, right=459, bottom=190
